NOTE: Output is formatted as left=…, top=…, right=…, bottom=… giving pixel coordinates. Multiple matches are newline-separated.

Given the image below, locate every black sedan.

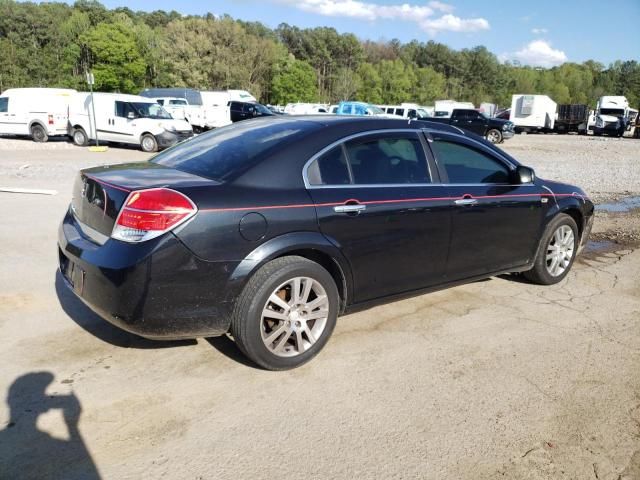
left=58, top=116, right=594, bottom=370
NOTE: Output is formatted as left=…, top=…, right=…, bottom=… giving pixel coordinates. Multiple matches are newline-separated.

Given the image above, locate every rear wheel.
left=524, top=213, right=578, bottom=285
left=72, top=127, right=88, bottom=146
left=140, top=133, right=158, bottom=152
left=31, top=124, right=48, bottom=143
left=230, top=256, right=339, bottom=370
left=486, top=129, right=502, bottom=144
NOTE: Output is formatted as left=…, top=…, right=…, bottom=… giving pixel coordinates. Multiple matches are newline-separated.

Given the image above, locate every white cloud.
left=277, top=0, right=489, bottom=35
left=531, top=27, right=548, bottom=34
left=501, top=40, right=567, bottom=68
left=420, top=14, right=489, bottom=35
left=428, top=1, right=454, bottom=13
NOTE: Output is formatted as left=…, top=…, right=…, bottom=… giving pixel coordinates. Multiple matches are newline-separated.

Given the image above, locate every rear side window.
left=152, top=120, right=319, bottom=181
left=345, top=136, right=430, bottom=184
left=431, top=140, right=510, bottom=184
left=0, top=97, right=7, bottom=113
left=306, top=146, right=350, bottom=185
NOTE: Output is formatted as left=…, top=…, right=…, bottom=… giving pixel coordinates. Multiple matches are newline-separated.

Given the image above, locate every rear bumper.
left=57, top=209, right=235, bottom=339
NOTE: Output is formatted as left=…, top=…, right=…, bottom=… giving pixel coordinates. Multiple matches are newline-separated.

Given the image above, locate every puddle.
left=595, top=196, right=640, bottom=213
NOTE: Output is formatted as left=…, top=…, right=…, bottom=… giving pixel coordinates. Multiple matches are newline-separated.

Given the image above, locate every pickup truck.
left=429, top=108, right=515, bottom=143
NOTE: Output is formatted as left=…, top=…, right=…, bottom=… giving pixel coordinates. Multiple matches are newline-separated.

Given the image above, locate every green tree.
left=81, top=22, right=146, bottom=92
left=271, top=58, right=318, bottom=104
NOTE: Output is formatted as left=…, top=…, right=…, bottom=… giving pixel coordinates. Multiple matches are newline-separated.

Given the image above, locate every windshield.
left=599, top=108, right=624, bottom=117
left=416, top=109, right=431, bottom=119
left=254, top=103, right=274, bottom=115
left=367, top=105, right=384, bottom=115
left=132, top=102, right=172, bottom=119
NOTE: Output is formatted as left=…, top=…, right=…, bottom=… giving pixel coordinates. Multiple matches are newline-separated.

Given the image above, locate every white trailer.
left=0, top=88, right=76, bottom=142
left=434, top=100, right=475, bottom=118
left=509, top=94, right=557, bottom=133
left=68, top=92, right=193, bottom=152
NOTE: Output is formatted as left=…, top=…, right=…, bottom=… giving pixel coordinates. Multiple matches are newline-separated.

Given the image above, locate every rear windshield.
left=151, top=120, right=318, bottom=181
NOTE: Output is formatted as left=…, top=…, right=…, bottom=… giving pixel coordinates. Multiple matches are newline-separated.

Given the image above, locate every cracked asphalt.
left=0, top=135, right=639, bottom=479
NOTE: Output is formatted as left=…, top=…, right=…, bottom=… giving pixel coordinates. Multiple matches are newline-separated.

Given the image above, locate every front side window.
left=430, top=139, right=510, bottom=184
left=169, top=99, right=187, bottom=105
left=0, top=97, right=8, bottom=113
left=345, top=136, right=430, bottom=184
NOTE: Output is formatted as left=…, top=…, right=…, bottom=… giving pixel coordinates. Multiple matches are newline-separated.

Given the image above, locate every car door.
left=109, top=101, right=137, bottom=144
left=427, top=131, right=545, bottom=279
left=463, top=111, right=490, bottom=136
left=305, top=130, right=451, bottom=303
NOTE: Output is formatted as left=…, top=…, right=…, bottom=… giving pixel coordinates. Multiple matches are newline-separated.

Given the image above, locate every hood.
left=597, top=114, right=620, bottom=123
left=158, top=118, right=193, bottom=132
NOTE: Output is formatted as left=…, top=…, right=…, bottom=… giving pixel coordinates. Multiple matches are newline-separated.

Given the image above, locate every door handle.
left=454, top=198, right=477, bottom=206
left=334, top=204, right=367, bottom=213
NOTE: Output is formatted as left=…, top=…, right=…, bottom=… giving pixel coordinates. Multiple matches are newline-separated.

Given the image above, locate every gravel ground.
left=0, top=134, right=639, bottom=479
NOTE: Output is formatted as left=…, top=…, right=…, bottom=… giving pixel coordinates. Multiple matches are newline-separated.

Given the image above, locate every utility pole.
left=86, top=71, right=99, bottom=147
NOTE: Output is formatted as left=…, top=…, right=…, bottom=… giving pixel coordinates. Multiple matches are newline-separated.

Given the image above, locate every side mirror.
left=515, top=165, right=535, bottom=184
left=127, top=111, right=136, bottom=120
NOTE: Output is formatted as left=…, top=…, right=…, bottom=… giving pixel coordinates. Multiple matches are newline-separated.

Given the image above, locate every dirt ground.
left=0, top=134, right=639, bottom=479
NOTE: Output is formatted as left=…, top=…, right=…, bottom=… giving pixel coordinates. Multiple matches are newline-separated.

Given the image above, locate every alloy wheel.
left=260, top=276, right=329, bottom=357
left=545, top=225, right=575, bottom=277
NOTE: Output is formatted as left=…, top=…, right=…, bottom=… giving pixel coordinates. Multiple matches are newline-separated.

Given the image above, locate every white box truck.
left=68, top=92, right=193, bottom=152
left=434, top=100, right=475, bottom=118
left=0, top=88, right=76, bottom=142
left=509, top=94, right=557, bottom=133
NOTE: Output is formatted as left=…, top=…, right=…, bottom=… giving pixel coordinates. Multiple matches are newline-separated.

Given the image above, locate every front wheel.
left=486, top=129, right=502, bottom=144
left=524, top=213, right=579, bottom=285
left=140, top=133, right=158, bottom=152
left=230, top=256, right=339, bottom=370
left=31, top=124, right=48, bottom=143
left=72, top=127, right=88, bottom=146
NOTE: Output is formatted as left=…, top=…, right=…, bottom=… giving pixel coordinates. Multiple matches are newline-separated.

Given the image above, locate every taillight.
left=111, top=188, right=197, bottom=243
left=48, top=114, right=54, bottom=125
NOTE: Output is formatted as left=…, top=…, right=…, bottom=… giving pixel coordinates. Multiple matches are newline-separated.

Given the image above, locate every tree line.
left=1, top=0, right=639, bottom=108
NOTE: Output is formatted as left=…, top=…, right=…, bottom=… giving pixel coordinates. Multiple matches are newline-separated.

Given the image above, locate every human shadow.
left=0, top=372, right=100, bottom=480
left=55, top=271, right=196, bottom=349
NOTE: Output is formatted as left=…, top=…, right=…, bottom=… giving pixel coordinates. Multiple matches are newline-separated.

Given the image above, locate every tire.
left=523, top=213, right=579, bottom=285
left=140, top=133, right=158, bottom=152
left=72, top=127, right=88, bottom=146
left=486, top=129, right=502, bottom=144
left=30, top=124, right=48, bottom=143
left=230, top=256, right=339, bottom=370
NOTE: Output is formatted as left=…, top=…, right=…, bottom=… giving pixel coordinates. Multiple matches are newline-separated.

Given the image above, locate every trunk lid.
left=71, top=162, right=217, bottom=236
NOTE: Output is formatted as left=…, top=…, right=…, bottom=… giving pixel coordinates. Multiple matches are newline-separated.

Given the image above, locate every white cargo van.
left=68, top=92, right=193, bottom=152
left=0, top=88, right=76, bottom=142
left=509, top=94, right=557, bottom=133
left=377, top=103, right=432, bottom=119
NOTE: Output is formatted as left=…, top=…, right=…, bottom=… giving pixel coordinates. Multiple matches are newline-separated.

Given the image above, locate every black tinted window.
left=431, top=140, right=510, bottom=184
left=307, top=146, right=350, bottom=185
left=0, top=97, right=8, bottom=113
left=152, top=120, right=319, bottom=181
left=345, top=136, right=429, bottom=184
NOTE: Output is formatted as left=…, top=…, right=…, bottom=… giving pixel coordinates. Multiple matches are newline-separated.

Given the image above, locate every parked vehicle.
left=495, top=109, right=511, bottom=120
left=479, top=103, right=497, bottom=118
left=58, top=116, right=593, bottom=370
left=335, top=101, right=399, bottom=117
left=229, top=101, right=275, bottom=122
left=578, top=110, right=597, bottom=135
left=594, top=96, right=630, bottom=137
left=429, top=108, right=515, bottom=143
left=434, top=100, right=475, bottom=118
left=284, top=103, right=329, bottom=114
left=555, top=104, right=589, bottom=133
left=152, top=97, right=191, bottom=121
left=0, top=88, right=76, bottom=142
left=377, top=103, right=431, bottom=120
left=68, top=92, right=193, bottom=152
left=509, top=94, right=557, bottom=133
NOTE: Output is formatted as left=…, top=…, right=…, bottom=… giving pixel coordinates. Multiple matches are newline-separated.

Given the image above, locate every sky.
left=96, top=0, right=639, bottom=67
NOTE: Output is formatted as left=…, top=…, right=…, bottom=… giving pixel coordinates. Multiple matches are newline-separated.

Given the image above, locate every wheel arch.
left=227, top=232, right=353, bottom=312
left=28, top=120, right=47, bottom=132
